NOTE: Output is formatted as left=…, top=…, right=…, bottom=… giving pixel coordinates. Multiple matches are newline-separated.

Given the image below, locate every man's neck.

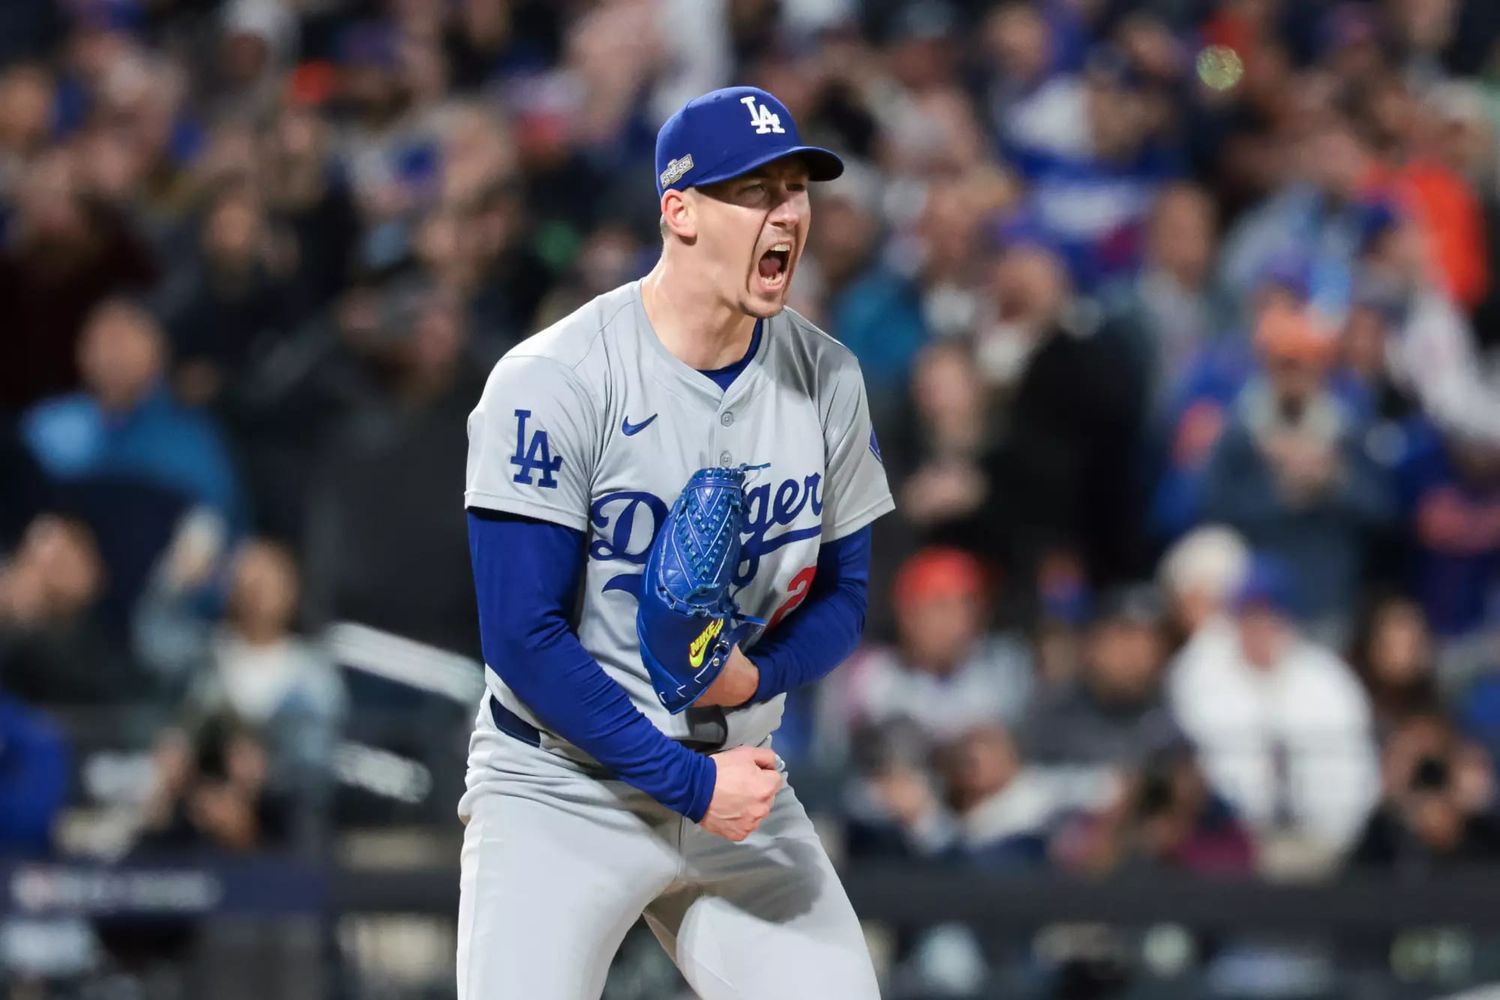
left=97, top=383, right=157, bottom=416
left=1147, top=263, right=1205, bottom=295
left=641, top=260, right=758, bottom=370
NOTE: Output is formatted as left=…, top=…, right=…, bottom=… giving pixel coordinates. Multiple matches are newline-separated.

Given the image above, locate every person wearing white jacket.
left=1358, top=203, right=1500, bottom=447
left=1167, top=559, right=1381, bottom=866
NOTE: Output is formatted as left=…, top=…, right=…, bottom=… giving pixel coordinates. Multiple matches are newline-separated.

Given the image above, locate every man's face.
left=897, top=591, right=983, bottom=675
left=1085, top=619, right=1166, bottom=703
left=1304, top=124, right=1368, bottom=200
left=1086, top=78, right=1148, bottom=162
left=1148, top=186, right=1214, bottom=283
left=942, top=726, right=1019, bottom=811
left=687, top=157, right=811, bottom=319
left=78, top=303, right=165, bottom=411
left=1266, top=352, right=1322, bottom=408
left=1237, top=605, right=1290, bottom=669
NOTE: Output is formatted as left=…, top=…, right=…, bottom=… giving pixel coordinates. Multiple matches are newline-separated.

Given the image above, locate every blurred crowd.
left=5, top=0, right=1500, bottom=990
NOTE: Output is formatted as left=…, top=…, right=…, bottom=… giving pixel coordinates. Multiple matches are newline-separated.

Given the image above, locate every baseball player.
left=458, top=86, right=893, bottom=999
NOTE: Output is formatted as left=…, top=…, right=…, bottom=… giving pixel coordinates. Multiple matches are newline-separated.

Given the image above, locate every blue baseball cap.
left=655, top=86, right=844, bottom=197
left=1233, top=555, right=1300, bottom=618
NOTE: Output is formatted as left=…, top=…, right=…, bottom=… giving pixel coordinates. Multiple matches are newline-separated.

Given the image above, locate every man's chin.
left=743, top=289, right=789, bottom=318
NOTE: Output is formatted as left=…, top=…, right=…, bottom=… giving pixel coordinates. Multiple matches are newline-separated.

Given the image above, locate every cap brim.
left=691, top=145, right=845, bottom=189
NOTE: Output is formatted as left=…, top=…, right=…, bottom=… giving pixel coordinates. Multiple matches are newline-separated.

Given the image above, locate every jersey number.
left=767, top=565, right=816, bottom=630
left=510, top=409, right=563, bottom=489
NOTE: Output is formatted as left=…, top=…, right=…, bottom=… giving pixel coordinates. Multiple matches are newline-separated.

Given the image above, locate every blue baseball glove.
left=636, top=464, right=766, bottom=714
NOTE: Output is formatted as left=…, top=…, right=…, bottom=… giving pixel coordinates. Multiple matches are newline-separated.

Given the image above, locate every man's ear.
left=661, top=189, right=696, bottom=241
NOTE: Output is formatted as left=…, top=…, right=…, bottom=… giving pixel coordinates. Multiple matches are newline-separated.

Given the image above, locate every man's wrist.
left=726, top=646, right=761, bottom=705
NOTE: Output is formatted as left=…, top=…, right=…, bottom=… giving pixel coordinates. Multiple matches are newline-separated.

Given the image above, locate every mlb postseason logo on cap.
left=654, top=86, right=844, bottom=197
left=659, top=154, right=694, bottom=190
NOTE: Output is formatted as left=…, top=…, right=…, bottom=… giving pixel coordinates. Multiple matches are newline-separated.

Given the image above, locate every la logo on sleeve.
left=510, top=409, right=563, bottom=488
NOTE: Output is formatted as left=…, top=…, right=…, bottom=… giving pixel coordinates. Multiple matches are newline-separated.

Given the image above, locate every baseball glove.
left=637, top=464, right=767, bottom=714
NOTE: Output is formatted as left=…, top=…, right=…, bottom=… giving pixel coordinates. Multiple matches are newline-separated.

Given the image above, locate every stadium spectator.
left=982, top=3, right=1088, bottom=167
left=983, top=240, right=1146, bottom=586
left=1218, top=110, right=1374, bottom=324
left=1030, top=547, right=1094, bottom=694
left=0, top=62, right=55, bottom=194
left=1144, top=256, right=1319, bottom=542
left=259, top=104, right=360, bottom=319
left=847, top=721, right=1110, bottom=869
left=135, top=714, right=291, bottom=857
left=819, top=547, right=1032, bottom=770
left=1356, top=76, right=1490, bottom=311
left=1397, top=422, right=1500, bottom=639
left=299, top=282, right=482, bottom=648
left=19, top=298, right=245, bottom=525
left=0, top=514, right=141, bottom=705
left=1359, top=201, right=1500, bottom=448
left=1201, top=301, right=1393, bottom=629
left=1099, top=181, right=1231, bottom=421
left=1058, top=744, right=1256, bottom=878
left=137, top=538, right=344, bottom=816
left=832, top=168, right=1015, bottom=401
left=1350, top=713, right=1500, bottom=870
left=1168, top=559, right=1381, bottom=867
left=884, top=339, right=997, bottom=559
left=1348, top=595, right=1444, bottom=737
left=0, top=149, right=158, bottom=413
left=1156, top=524, right=1251, bottom=640
left=1021, top=584, right=1179, bottom=773
left=1339, top=278, right=1420, bottom=426
left=1012, top=47, right=1186, bottom=290
left=155, top=178, right=301, bottom=410
left=789, top=169, right=879, bottom=331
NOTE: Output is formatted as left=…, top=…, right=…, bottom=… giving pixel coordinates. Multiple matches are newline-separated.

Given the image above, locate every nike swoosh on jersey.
left=621, top=414, right=658, bottom=436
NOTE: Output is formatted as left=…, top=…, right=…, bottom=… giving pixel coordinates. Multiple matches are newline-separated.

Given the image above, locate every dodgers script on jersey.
left=465, top=279, right=893, bottom=751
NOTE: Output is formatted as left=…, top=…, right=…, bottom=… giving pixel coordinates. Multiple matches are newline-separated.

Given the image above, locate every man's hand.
left=695, top=645, right=760, bottom=708
left=699, top=746, right=782, bottom=842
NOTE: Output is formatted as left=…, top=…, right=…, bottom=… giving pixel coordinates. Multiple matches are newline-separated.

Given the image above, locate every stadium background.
left=5, top=0, right=1500, bottom=997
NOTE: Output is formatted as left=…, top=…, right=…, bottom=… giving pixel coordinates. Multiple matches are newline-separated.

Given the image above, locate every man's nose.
left=768, top=188, right=800, bottom=226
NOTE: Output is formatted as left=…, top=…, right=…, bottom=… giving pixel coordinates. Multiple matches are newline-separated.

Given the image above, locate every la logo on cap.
left=740, top=95, right=784, bottom=135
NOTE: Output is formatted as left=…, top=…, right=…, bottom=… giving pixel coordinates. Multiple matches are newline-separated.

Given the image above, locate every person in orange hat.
left=817, top=546, right=1034, bottom=768
left=1201, top=300, right=1393, bottom=635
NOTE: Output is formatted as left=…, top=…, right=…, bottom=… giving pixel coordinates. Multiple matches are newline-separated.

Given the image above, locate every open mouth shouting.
left=756, top=241, right=793, bottom=295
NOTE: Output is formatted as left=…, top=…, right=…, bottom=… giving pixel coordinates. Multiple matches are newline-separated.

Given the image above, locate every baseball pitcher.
left=458, top=86, right=893, bottom=999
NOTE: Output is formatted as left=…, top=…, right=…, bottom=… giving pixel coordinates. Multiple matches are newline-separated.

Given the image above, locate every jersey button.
left=719, top=450, right=732, bottom=465
left=720, top=411, right=734, bottom=426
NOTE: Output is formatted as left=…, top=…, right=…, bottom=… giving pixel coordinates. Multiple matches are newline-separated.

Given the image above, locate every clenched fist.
left=699, top=746, right=783, bottom=842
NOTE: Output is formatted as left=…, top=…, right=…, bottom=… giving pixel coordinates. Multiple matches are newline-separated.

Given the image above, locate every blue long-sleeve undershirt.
left=467, top=510, right=872, bottom=818
left=749, top=526, right=870, bottom=702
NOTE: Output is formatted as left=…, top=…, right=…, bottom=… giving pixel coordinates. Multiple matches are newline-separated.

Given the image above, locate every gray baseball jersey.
left=458, top=279, right=891, bottom=999
left=464, top=278, right=894, bottom=750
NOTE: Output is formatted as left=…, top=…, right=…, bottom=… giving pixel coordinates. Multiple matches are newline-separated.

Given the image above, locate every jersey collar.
left=631, top=280, right=771, bottom=407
